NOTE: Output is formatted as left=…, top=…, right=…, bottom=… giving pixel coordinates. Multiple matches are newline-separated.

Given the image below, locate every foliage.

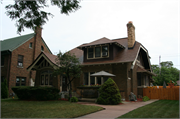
left=54, top=51, right=82, bottom=100
left=12, top=86, right=59, bottom=100
left=70, top=96, right=78, bottom=102
left=1, top=79, right=9, bottom=99
left=151, top=61, right=179, bottom=86
left=1, top=99, right=104, bottom=118
left=5, top=0, right=81, bottom=34
left=142, top=96, right=149, bottom=102
left=96, top=78, right=121, bottom=105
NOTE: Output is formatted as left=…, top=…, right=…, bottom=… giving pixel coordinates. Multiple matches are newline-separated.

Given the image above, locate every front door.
left=62, top=76, right=67, bottom=91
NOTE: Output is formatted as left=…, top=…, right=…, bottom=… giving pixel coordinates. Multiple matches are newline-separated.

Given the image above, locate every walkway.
left=76, top=99, right=159, bottom=119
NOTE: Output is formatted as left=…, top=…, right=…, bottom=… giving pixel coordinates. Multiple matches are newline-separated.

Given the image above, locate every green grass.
left=118, top=100, right=179, bottom=118
left=1, top=99, right=104, bottom=118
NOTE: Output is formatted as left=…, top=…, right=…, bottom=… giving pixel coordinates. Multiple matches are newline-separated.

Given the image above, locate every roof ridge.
left=1, top=33, right=34, bottom=41
left=111, top=37, right=128, bottom=41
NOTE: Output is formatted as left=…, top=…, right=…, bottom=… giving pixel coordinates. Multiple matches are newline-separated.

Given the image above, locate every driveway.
left=75, top=99, right=159, bottom=119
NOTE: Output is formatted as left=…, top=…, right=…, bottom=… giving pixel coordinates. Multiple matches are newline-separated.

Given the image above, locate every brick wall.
left=8, top=28, right=51, bottom=94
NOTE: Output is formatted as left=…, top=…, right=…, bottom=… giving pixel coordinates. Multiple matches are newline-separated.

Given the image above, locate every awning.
left=90, top=71, right=116, bottom=77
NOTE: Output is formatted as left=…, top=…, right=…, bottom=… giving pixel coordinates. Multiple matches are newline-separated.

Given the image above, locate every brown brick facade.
left=1, top=28, right=51, bottom=95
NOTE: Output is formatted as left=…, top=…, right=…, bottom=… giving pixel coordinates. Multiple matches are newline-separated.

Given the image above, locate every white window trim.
left=87, top=44, right=109, bottom=59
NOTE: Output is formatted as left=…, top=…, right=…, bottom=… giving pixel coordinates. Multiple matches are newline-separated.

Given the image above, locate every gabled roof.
left=77, top=37, right=125, bottom=49
left=27, top=52, right=58, bottom=71
left=0, top=33, right=52, bottom=54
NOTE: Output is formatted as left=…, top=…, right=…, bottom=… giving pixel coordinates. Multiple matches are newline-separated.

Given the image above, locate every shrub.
left=1, top=79, right=9, bottom=99
left=142, top=96, right=150, bottom=102
left=96, top=78, right=121, bottom=105
left=12, top=86, right=59, bottom=100
left=70, top=96, right=78, bottom=102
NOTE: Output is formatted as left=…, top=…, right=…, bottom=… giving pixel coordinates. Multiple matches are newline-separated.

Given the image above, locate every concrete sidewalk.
left=75, top=99, right=159, bottom=119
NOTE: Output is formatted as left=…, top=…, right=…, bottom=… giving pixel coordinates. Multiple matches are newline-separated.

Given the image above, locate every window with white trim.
left=17, top=55, right=23, bottom=67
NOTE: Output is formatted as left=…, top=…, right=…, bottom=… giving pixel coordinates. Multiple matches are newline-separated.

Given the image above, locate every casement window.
left=95, top=47, right=101, bottom=57
left=41, top=46, right=44, bottom=52
left=1, top=56, right=4, bottom=66
left=83, top=72, right=109, bottom=85
left=29, top=42, right=32, bottom=48
left=88, top=48, right=94, bottom=58
left=87, top=45, right=109, bottom=59
left=40, top=70, right=53, bottom=86
left=17, top=55, right=23, bottom=67
left=16, top=77, right=26, bottom=86
left=102, top=46, right=108, bottom=57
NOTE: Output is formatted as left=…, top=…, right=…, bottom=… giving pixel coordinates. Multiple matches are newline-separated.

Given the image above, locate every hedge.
left=12, top=86, right=60, bottom=100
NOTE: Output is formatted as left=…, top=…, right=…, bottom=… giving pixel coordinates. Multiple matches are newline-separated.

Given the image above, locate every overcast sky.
left=0, top=0, right=179, bottom=70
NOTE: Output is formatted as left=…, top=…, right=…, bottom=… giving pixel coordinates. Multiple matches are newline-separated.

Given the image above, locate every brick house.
left=1, top=27, right=52, bottom=95
left=27, top=22, right=155, bottom=100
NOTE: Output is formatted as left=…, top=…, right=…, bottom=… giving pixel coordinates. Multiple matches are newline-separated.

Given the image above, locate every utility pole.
left=159, top=55, right=161, bottom=74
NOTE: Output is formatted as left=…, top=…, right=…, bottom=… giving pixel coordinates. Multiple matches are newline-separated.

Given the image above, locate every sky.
left=0, top=0, right=180, bottom=70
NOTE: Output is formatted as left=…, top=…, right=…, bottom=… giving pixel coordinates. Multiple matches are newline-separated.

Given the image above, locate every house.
left=1, top=26, right=52, bottom=95
left=27, top=22, right=155, bottom=100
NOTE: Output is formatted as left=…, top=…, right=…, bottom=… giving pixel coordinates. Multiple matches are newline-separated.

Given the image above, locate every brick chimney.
left=127, top=21, right=136, bottom=48
left=33, top=26, right=42, bottom=60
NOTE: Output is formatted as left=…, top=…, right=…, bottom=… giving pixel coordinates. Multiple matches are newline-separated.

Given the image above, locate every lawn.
left=1, top=99, right=104, bottom=118
left=119, top=100, right=179, bottom=118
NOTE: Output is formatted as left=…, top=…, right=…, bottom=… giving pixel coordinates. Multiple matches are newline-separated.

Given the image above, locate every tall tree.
left=5, top=0, right=81, bottom=34
left=152, top=61, right=179, bottom=86
left=54, top=51, right=81, bottom=100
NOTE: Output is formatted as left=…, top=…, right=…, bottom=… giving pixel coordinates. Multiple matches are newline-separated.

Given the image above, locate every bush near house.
left=1, top=79, right=9, bottom=99
left=70, top=96, right=78, bottom=102
left=96, top=78, right=121, bottom=105
left=12, top=86, right=59, bottom=100
left=142, top=96, right=150, bottom=102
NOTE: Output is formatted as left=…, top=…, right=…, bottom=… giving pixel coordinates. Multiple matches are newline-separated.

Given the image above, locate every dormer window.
left=102, top=46, right=108, bottom=57
left=95, top=47, right=101, bottom=57
left=87, top=45, right=109, bottom=59
left=88, top=48, right=93, bottom=58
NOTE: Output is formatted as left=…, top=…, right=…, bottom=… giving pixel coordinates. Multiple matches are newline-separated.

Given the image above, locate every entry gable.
left=27, top=52, right=58, bottom=71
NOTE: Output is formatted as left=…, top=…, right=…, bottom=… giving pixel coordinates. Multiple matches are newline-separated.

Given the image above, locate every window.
left=83, top=72, right=109, bottom=86
left=1, top=56, right=4, bottom=66
left=29, top=42, right=32, bottom=48
left=41, top=46, right=44, bottom=51
left=17, top=55, right=23, bottom=67
left=84, top=72, right=88, bottom=85
left=40, top=70, right=53, bottom=86
left=88, top=48, right=93, bottom=58
left=137, top=73, right=141, bottom=86
left=87, top=45, right=109, bottom=59
left=16, top=77, right=26, bottom=86
left=90, top=72, right=95, bottom=85
left=102, top=46, right=108, bottom=57
left=95, top=47, right=101, bottom=57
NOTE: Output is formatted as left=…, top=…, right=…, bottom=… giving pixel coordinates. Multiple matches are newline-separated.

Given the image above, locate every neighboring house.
left=1, top=27, right=52, bottom=95
left=27, top=22, right=155, bottom=100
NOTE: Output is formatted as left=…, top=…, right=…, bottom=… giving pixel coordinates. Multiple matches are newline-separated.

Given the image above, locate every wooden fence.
left=143, top=87, right=179, bottom=100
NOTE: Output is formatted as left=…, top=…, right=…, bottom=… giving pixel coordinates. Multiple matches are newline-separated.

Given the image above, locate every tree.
left=96, top=78, right=121, bottom=105
left=5, top=0, right=81, bottom=34
left=54, top=51, right=81, bottom=100
left=152, top=61, right=179, bottom=86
